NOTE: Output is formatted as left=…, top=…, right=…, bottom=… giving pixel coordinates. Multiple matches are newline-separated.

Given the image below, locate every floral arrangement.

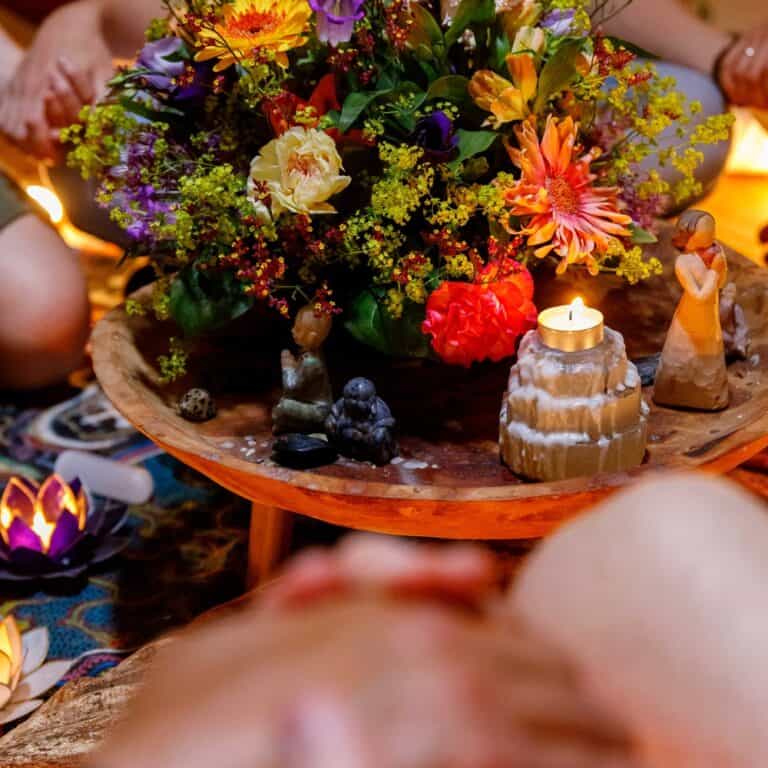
left=64, top=0, right=732, bottom=374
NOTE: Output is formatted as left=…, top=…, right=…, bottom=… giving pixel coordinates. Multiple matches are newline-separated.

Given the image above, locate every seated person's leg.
left=0, top=176, right=89, bottom=389
left=513, top=473, right=768, bottom=767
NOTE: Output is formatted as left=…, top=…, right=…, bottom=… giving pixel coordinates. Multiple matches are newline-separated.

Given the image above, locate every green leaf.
left=445, top=0, right=495, bottom=48
left=396, top=112, right=418, bottom=133
left=169, top=268, right=253, bottom=337
left=533, top=38, right=585, bottom=113
left=629, top=224, right=659, bottom=244
left=426, top=75, right=470, bottom=104
left=338, top=87, right=392, bottom=133
left=449, top=128, right=499, bottom=169
left=345, top=291, right=431, bottom=358
left=345, top=290, right=385, bottom=352
left=414, top=43, right=436, bottom=62
left=119, top=95, right=184, bottom=122
left=163, top=41, right=191, bottom=62
left=408, top=1, right=444, bottom=47
left=490, top=31, right=512, bottom=71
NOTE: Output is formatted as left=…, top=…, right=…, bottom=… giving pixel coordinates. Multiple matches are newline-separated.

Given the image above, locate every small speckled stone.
left=272, top=434, right=338, bottom=470
left=178, top=388, right=217, bottom=422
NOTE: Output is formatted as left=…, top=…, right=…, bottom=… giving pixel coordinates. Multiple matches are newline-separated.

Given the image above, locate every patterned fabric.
left=0, top=398, right=249, bottom=677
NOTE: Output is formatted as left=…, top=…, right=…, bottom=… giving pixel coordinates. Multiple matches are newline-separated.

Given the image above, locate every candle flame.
left=25, top=185, right=64, bottom=224
left=569, top=297, right=584, bottom=322
left=0, top=475, right=87, bottom=554
left=31, top=509, right=56, bottom=551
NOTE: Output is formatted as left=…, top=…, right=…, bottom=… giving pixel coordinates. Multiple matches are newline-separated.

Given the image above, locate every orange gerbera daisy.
left=504, top=116, right=632, bottom=275
left=195, top=0, right=311, bottom=71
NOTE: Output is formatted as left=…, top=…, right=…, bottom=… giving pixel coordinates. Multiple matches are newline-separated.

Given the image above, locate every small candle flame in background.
left=24, top=174, right=123, bottom=258
left=0, top=476, right=87, bottom=556
left=25, top=185, right=64, bottom=224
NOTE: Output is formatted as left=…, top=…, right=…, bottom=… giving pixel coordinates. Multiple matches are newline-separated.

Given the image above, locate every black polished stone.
left=272, top=434, right=338, bottom=470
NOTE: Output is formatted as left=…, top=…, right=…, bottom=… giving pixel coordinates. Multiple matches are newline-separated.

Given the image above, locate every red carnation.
left=421, top=261, right=538, bottom=367
left=262, top=75, right=373, bottom=148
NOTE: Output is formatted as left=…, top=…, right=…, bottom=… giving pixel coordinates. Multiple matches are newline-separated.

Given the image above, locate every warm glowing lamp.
left=0, top=475, right=87, bottom=556
left=0, top=613, right=75, bottom=725
left=726, top=108, right=768, bottom=176
left=0, top=474, right=130, bottom=581
left=0, top=614, right=22, bottom=702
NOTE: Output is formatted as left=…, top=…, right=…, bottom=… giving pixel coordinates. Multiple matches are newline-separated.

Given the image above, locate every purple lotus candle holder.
left=0, top=475, right=129, bottom=582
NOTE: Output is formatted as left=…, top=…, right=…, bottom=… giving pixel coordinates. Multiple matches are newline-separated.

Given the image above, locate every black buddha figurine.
left=325, top=377, right=398, bottom=466
left=272, top=305, right=333, bottom=435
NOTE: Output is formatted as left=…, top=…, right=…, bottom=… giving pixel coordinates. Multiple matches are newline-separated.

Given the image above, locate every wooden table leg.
left=247, top=504, right=295, bottom=588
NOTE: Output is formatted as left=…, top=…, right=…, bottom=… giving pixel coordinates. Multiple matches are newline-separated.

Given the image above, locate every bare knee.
left=512, top=476, right=768, bottom=766
left=513, top=470, right=768, bottom=652
left=0, top=215, right=90, bottom=389
left=522, top=472, right=766, bottom=577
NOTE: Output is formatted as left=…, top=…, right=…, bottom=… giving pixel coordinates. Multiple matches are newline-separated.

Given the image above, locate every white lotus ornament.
left=0, top=615, right=74, bottom=725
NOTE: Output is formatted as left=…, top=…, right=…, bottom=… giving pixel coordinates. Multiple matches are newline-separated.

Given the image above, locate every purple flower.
left=413, top=110, right=458, bottom=162
left=541, top=8, right=576, bottom=36
left=138, top=37, right=186, bottom=91
left=310, top=0, right=366, bottom=46
left=137, top=36, right=213, bottom=103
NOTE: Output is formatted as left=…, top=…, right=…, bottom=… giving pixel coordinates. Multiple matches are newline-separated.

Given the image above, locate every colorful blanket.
left=0, top=389, right=249, bottom=684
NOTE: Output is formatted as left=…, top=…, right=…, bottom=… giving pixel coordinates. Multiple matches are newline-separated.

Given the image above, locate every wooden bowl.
left=92, top=232, right=768, bottom=539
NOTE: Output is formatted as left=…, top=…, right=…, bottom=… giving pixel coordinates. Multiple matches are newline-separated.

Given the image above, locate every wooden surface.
left=247, top=504, right=294, bottom=587
left=91, top=228, right=768, bottom=540
left=0, top=641, right=166, bottom=767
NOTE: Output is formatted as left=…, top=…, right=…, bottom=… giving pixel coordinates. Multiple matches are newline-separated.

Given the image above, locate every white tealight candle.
left=538, top=298, right=604, bottom=352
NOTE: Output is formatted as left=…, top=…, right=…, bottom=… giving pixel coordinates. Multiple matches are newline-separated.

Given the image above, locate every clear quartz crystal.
left=500, top=329, right=648, bottom=481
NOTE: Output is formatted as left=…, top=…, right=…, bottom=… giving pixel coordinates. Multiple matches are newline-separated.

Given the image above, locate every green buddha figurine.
left=272, top=305, right=333, bottom=435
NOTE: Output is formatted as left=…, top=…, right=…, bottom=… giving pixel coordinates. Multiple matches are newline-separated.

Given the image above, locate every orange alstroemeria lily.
left=468, top=52, right=538, bottom=129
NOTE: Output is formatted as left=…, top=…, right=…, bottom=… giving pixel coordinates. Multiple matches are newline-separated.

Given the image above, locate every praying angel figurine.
left=653, top=210, right=729, bottom=411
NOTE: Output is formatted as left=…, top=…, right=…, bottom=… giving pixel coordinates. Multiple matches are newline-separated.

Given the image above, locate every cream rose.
left=247, top=127, right=351, bottom=218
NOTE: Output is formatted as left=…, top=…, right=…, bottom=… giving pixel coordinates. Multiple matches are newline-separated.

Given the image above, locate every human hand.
left=0, top=2, right=113, bottom=160
left=718, top=29, right=768, bottom=110
left=262, top=534, right=500, bottom=611
left=89, top=596, right=641, bottom=768
left=281, top=349, right=297, bottom=368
